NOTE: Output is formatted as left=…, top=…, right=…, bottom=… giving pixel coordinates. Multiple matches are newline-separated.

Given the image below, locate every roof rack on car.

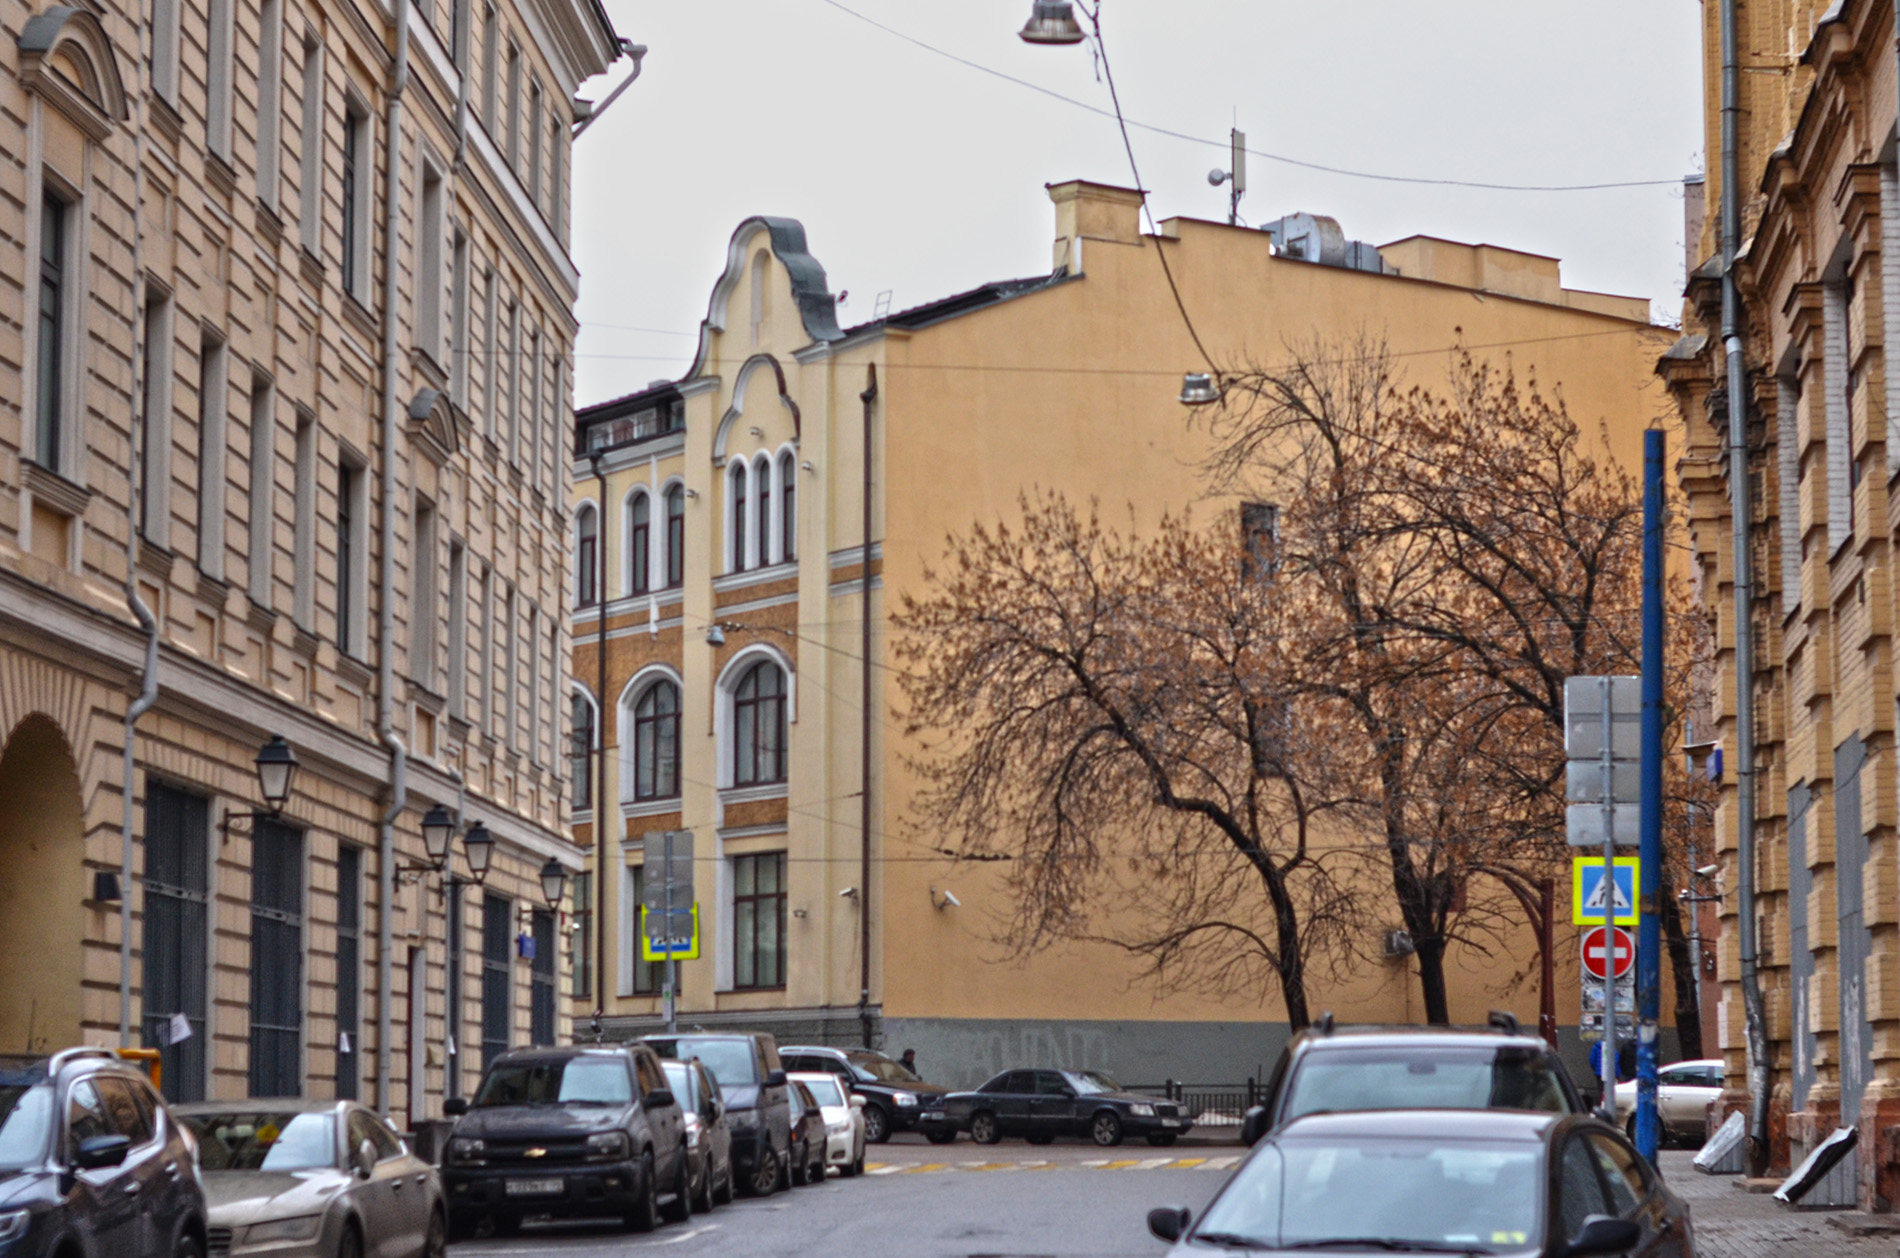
left=46, top=1047, right=116, bottom=1072
left=1487, top=1011, right=1520, bottom=1035
left=1318, top=1012, right=1335, bottom=1035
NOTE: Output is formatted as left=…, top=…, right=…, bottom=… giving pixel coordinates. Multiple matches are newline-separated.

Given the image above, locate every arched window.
left=778, top=452, right=797, bottom=563
left=575, top=505, right=598, bottom=607
left=755, top=455, right=772, bottom=565
left=633, top=681, right=680, bottom=800
left=732, top=661, right=787, bottom=786
left=728, top=462, right=748, bottom=573
left=628, top=493, right=650, bottom=595
left=665, top=485, right=685, bottom=587
left=571, top=693, right=595, bottom=811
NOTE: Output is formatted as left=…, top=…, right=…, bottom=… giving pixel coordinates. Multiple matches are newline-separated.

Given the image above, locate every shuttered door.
left=336, top=846, right=362, bottom=1100
left=481, top=894, right=511, bottom=1068
left=142, top=783, right=209, bottom=1101
left=530, top=909, right=555, bottom=1045
left=249, top=820, right=305, bottom=1097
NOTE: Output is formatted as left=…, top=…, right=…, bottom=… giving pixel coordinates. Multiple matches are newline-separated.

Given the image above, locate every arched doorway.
left=0, top=714, right=86, bottom=1053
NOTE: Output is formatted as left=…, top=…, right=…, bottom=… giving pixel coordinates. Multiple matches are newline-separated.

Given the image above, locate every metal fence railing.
left=1125, top=1080, right=1263, bottom=1125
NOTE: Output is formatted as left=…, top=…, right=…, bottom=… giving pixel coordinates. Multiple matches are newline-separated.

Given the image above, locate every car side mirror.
left=1563, top=1214, right=1641, bottom=1257
left=1240, top=1105, right=1270, bottom=1147
left=74, top=1134, right=132, bottom=1170
left=643, top=1089, right=675, bottom=1110
left=353, top=1140, right=377, bottom=1179
left=764, top=1070, right=788, bottom=1088
left=1059, top=1088, right=1077, bottom=1099
left=442, top=1098, right=467, bottom=1117
left=850, top=1095, right=866, bottom=1109
left=1146, top=1206, right=1191, bottom=1244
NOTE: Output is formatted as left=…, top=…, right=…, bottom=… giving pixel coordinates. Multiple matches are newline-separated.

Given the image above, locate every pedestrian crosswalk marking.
left=858, top=1156, right=1236, bottom=1176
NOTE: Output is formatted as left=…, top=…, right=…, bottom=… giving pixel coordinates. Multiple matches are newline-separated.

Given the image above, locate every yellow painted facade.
left=573, top=183, right=1677, bottom=1085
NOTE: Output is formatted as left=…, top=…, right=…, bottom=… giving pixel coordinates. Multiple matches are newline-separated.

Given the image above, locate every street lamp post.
left=218, top=734, right=302, bottom=838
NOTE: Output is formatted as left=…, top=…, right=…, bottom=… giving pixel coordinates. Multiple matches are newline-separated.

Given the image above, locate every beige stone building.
left=0, top=0, right=620, bottom=1123
left=571, top=183, right=1678, bottom=1088
left=1660, top=0, right=1900, bottom=1207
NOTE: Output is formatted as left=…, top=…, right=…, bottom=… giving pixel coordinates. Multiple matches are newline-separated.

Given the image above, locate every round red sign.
left=1581, top=926, right=1634, bottom=980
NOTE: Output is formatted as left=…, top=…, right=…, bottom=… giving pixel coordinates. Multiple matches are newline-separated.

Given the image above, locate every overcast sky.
left=570, top=1, right=1705, bottom=407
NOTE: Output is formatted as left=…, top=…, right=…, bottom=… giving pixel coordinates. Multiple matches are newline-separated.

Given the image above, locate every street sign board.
left=1579, top=977, right=1634, bottom=1014
left=1571, top=856, right=1639, bottom=926
left=639, top=902, right=701, bottom=961
left=1581, top=926, right=1635, bottom=980
left=1566, top=802, right=1640, bottom=848
left=1563, top=676, right=1642, bottom=764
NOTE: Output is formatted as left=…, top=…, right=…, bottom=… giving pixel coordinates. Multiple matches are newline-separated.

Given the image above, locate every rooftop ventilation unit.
left=1264, top=213, right=1396, bottom=276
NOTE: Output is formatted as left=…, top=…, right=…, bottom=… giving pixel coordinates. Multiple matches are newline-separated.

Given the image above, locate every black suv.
left=642, top=1034, right=790, bottom=1198
left=442, top=1045, right=688, bottom=1237
left=0, top=1047, right=208, bottom=1258
left=1240, top=1015, right=1587, bottom=1145
left=779, top=1046, right=948, bottom=1144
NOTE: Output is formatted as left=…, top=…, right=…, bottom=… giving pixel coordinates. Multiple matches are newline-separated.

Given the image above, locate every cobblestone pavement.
left=1659, top=1151, right=1895, bottom=1258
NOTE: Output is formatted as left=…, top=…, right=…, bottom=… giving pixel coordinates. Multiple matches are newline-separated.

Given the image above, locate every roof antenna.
left=1207, top=126, right=1247, bottom=226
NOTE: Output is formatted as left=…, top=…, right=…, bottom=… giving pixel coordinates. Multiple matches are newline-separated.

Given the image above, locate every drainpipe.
left=592, top=452, right=609, bottom=1036
left=376, top=0, right=413, bottom=1117
left=120, top=0, right=160, bottom=1049
left=858, top=366, right=877, bottom=1049
left=570, top=41, right=646, bottom=141
left=1719, top=0, right=1771, bottom=1173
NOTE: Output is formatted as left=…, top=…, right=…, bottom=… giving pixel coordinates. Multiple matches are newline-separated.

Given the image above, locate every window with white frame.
left=292, top=409, right=316, bottom=628
left=575, top=503, right=599, bottom=607
left=778, top=451, right=797, bottom=562
left=34, top=188, right=70, bottom=474
left=628, top=492, right=650, bottom=594
left=755, top=454, right=772, bottom=566
left=732, top=852, right=785, bottom=990
left=153, top=0, right=181, bottom=103
left=196, top=333, right=229, bottom=580
left=256, top=0, right=284, bottom=206
left=247, top=373, right=276, bottom=607
left=571, top=690, right=596, bottom=811
left=728, top=462, right=749, bottom=573
left=449, top=229, right=471, bottom=408
left=297, top=33, right=324, bottom=255
left=633, top=680, right=680, bottom=801
left=664, top=485, right=685, bottom=587
left=140, top=289, right=176, bottom=543
left=417, top=160, right=447, bottom=360
left=731, top=661, right=787, bottom=787
left=205, top=0, right=235, bottom=156
left=341, top=101, right=372, bottom=301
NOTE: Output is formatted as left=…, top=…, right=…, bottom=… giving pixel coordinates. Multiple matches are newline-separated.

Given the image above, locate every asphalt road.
left=450, top=1135, right=1232, bottom=1258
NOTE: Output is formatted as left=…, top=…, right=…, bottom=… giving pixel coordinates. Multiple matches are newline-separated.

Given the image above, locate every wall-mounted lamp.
left=839, top=886, right=860, bottom=899
left=1178, top=372, right=1222, bottom=407
left=463, top=822, right=495, bottom=885
left=1018, top=0, right=1086, bottom=44
left=220, top=734, right=301, bottom=840
left=705, top=624, right=727, bottom=647
left=539, top=858, right=569, bottom=909
left=930, top=887, right=961, bottom=911
left=800, top=461, right=814, bottom=472
left=92, top=871, right=123, bottom=904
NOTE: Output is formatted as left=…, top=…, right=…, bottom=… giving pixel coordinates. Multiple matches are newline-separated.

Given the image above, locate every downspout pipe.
left=1719, top=0, right=1771, bottom=1174
left=858, top=366, right=877, bottom=1049
left=121, top=0, right=159, bottom=1049
left=377, top=0, right=413, bottom=1117
left=592, top=452, right=609, bottom=1036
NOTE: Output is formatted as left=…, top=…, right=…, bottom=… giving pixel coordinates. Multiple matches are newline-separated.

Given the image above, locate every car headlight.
left=892, top=1091, right=919, bottom=1107
left=1128, top=1103, right=1155, bottom=1116
left=244, top=1215, right=323, bottom=1245
left=0, top=1210, right=29, bottom=1243
left=446, top=1137, right=486, bottom=1165
left=586, top=1132, right=631, bottom=1160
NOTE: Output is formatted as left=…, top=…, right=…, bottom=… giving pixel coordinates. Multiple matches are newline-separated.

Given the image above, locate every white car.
left=790, top=1071, right=865, bottom=1177
left=1611, top=1058, right=1723, bottom=1145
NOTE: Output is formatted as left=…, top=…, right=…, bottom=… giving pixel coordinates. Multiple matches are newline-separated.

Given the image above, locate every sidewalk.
left=1658, top=1151, right=1896, bottom=1258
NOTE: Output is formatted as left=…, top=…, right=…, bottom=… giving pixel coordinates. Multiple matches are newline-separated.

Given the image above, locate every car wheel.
left=925, top=1129, right=958, bottom=1145
left=421, top=1211, right=446, bottom=1258
left=694, top=1148, right=717, bottom=1214
left=863, top=1104, right=891, bottom=1144
left=1091, top=1111, right=1124, bottom=1147
left=338, top=1222, right=364, bottom=1258
left=1146, top=1133, right=1177, bottom=1147
left=661, top=1145, right=693, bottom=1224
left=624, top=1150, right=659, bottom=1232
left=969, top=1111, right=1002, bottom=1145
left=746, top=1145, right=780, bottom=1197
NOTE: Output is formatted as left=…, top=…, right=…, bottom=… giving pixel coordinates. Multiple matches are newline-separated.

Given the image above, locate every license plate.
left=1162, top=1119, right=1182, bottom=1127
left=505, top=1179, right=564, bottom=1197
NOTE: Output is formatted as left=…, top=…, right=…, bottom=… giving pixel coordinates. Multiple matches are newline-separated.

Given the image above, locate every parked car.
left=1240, top=1017, right=1587, bottom=1145
left=779, top=1046, right=948, bottom=1144
left=659, top=1058, right=732, bottom=1212
left=175, top=1100, right=442, bottom=1258
left=940, top=1069, right=1192, bottom=1148
left=1148, top=1109, right=1693, bottom=1257
left=785, top=1082, right=829, bottom=1187
left=788, top=1073, right=865, bottom=1177
left=1611, top=1059, right=1723, bottom=1146
left=0, top=1047, right=208, bottom=1258
left=440, top=1044, right=688, bottom=1238
left=642, top=1034, right=790, bottom=1198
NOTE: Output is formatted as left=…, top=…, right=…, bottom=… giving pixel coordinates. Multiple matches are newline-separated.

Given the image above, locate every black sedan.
left=940, top=1069, right=1191, bottom=1147
left=1148, top=1109, right=1692, bottom=1257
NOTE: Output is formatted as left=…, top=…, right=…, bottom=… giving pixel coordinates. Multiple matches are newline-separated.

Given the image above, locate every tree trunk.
left=1260, top=861, right=1311, bottom=1031
left=1656, top=863, right=1705, bottom=1060
left=1378, top=739, right=1450, bottom=1024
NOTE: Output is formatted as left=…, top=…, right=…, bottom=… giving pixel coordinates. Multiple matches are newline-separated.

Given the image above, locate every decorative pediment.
left=712, top=354, right=801, bottom=463
left=407, top=387, right=461, bottom=466
left=19, top=7, right=127, bottom=141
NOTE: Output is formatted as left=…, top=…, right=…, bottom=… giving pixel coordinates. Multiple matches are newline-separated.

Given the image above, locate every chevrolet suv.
left=0, top=1047, right=208, bottom=1258
left=442, top=1045, right=687, bottom=1238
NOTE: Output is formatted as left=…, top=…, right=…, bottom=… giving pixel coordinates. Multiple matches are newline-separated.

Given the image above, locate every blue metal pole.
left=1636, top=427, right=1666, bottom=1161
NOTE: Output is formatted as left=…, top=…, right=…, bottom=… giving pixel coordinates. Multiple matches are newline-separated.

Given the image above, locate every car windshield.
left=1195, top=1136, right=1542, bottom=1254
left=183, top=1112, right=336, bottom=1172
left=660, top=1061, right=696, bottom=1108
left=0, top=1083, right=52, bottom=1169
left=1068, top=1072, right=1122, bottom=1095
left=1284, top=1047, right=1570, bottom=1120
left=804, top=1078, right=846, bottom=1107
left=474, top=1058, right=632, bottom=1107
left=846, top=1053, right=918, bottom=1084
left=653, top=1041, right=757, bottom=1089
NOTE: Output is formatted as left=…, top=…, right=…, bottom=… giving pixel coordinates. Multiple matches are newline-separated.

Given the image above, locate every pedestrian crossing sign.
left=1571, top=856, right=1640, bottom=926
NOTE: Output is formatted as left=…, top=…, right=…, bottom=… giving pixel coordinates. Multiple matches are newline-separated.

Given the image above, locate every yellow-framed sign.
left=639, top=903, right=701, bottom=962
left=1571, top=856, right=1640, bottom=927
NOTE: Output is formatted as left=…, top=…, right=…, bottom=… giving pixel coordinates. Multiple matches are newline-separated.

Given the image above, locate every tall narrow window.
left=196, top=335, right=229, bottom=580
left=480, top=894, right=511, bottom=1067
left=732, top=662, right=787, bottom=786
left=733, top=852, right=786, bottom=990
left=530, top=909, right=555, bottom=1045
left=525, top=325, right=542, bottom=486
left=480, top=268, right=498, bottom=437
left=336, top=844, right=361, bottom=1099
left=527, top=80, right=543, bottom=207
left=298, top=35, right=324, bottom=255
left=35, top=191, right=67, bottom=472
left=571, top=693, right=595, bottom=811
left=256, top=0, right=284, bottom=206
left=499, top=585, right=516, bottom=749
left=481, top=4, right=498, bottom=132
left=550, top=113, right=565, bottom=236
left=417, top=164, right=446, bottom=359
left=528, top=606, right=543, bottom=765
left=248, top=820, right=304, bottom=1097
left=634, top=681, right=680, bottom=800
left=451, top=0, right=470, bottom=71
left=728, top=463, right=748, bottom=573
left=570, top=871, right=592, bottom=1000
left=140, top=291, right=176, bottom=543
left=292, top=411, right=316, bottom=628
left=749, top=250, right=767, bottom=345
left=337, top=461, right=360, bottom=655
left=153, top=0, right=181, bottom=103
left=205, top=0, right=234, bottom=156
left=143, top=783, right=209, bottom=1100
left=779, top=452, right=797, bottom=562
left=629, top=494, right=650, bottom=594
left=575, top=505, right=598, bottom=607
left=445, top=884, right=465, bottom=1099
left=247, top=375, right=277, bottom=607
left=341, top=106, right=370, bottom=299
left=665, top=486, right=685, bottom=587
left=413, top=499, right=438, bottom=686
left=505, top=43, right=521, bottom=166
left=479, top=566, right=497, bottom=737
left=502, top=300, right=519, bottom=456
left=756, top=456, right=771, bottom=566
left=1825, top=278, right=1852, bottom=554
left=449, top=230, right=471, bottom=408
left=448, top=543, right=468, bottom=717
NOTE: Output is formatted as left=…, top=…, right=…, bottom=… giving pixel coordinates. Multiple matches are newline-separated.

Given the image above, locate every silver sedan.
left=174, top=1100, right=444, bottom=1258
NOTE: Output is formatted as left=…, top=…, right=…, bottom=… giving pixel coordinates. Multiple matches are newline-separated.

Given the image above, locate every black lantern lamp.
left=421, top=804, right=455, bottom=868
left=463, top=822, right=494, bottom=885
left=539, top=858, right=569, bottom=909
left=254, top=735, right=299, bottom=812
left=1019, top=0, right=1086, bottom=45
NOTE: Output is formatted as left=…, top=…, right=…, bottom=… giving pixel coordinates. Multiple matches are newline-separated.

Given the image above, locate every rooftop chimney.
left=1047, top=180, right=1145, bottom=274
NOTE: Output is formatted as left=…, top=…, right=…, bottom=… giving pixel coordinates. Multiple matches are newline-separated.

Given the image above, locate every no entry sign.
left=1581, top=926, right=1635, bottom=980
